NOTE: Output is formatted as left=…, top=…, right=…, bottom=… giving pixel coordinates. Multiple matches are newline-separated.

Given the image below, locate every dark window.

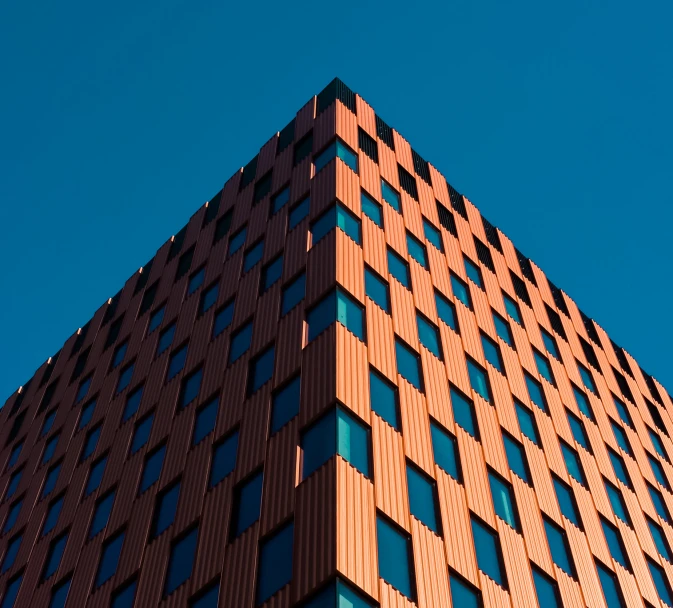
left=474, top=237, right=494, bottom=271
left=261, top=255, right=283, bottom=292
left=411, top=149, right=431, bottom=185
left=213, top=210, right=233, bottom=245
left=467, top=358, right=491, bottom=402
left=451, top=273, right=471, bottom=308
left=650, top=428, right=669, bottom=461
left=577, top=361, right=597, bottom=394
left=608, top=448, right=633, bottom=489
left=397, top=164, right=418, bottom=200
left=243, top=240, right=264, bottom=272
left=463, top=256, right=483, bottom=288
left=649, top=453, right=670, bottom=491
left=199, top=283, right=219, bottom=315
left=545, top=304, right=567, bottom=340
left=515, top=401, right=540, bottom=446
left=1, top=533, right=21, bottom=574
left=365, top=267, right=390, bottom=313
left=650, top=483, right=672, bottom=523
left=70, top=346, right=90, bottom=382
left=647, top=399, right=669, bottom=437
left=253, top=171, right=272, bottom=203
left=370, top=369, right=399, bottom=430
left=209, top=432, right=239, bottom=488
left=604, top=478, right=631, bottom=526
left=481, top=333, right=503, bottom=373
left=376, top=515, right=415, bottom=600
left=256, top=521, right=294, bottom=605
left=436, top=291, right=458, bottom=332
left=4, top=469, right=21, bottom=500
left=40, top=409, right=57, bottom=437
left=111, top=577, right=137, bottom=608
left=375, top=114, right=394, bottom=149
left=212, top=299, right=235, bottom=338
left=42, top=495, right=63, bottom=536
left=579, top=335, right=601, bottom=371
left=407, top=232, right=428, bottom=269
left=189, top=581, right=220, bottom=608
left=167, top=227, right=187, bottom=261
left=116, top=362, right=134, bottom=394
left=503, top=432, right=531, bottom=484
left=1, top=574, right=22, bottom=608
left=553, top=475, right=582, bottom=528
left=358, top=127, right=378, bottom=163
left=361, top=190, right=383, bottom=227
left=228, top=226, right=247, bottom=256
left=81, top=425, right=101, bottom=461
left=229, top=322, right=253, bottom=363
left=509, top=271, right=531, bottom=307
left=231, top=470, right=264, bottom=538
left=448, top=183, right=466, bottom=218
left=600, top=517, right=630, bottom=570
left=89, top=489, right=115, bottom=539
left=139, top=444, right=166, bottom=494
left=437, top=202, right=458, bottom=237
left=193, top=397, right=218, bottom=445
left=288, top=196, right=310, bottom=229
left=2, top=499, right=21, bottom=534
left=561, top=441, right=586, bottom=486
left=308, top=289, right=364, bottom=343
left=314, top=139, right=358, bottom=174
left=302, top=579, right=374, bottom=608
left=42, top=531, right=68, bottom=581
left=42, top=462, right=61, bottom=498
left=451, top=386, right=479, bottom=439
left=613, top=395, right=633, bottom=428
left=407, top=463, right=441, bottom=534
left=395, top=339, right=423, bottom=391
left=179, top=368, right=203, bottom=410
left=42, top=433, right=59, bottom=464
left=277, top=119, right=295, bottom=153
left=387, top=249, right=410, bottom=289
left=270, top=376, right=300, bottom=434
left=417, top=314, right=442, bottom=359
left=489, top=470, right=519, bottom=530
left=138, top=282, right=158, bottom=316
left=544, top=517, right=575, bottom=577
left=95, top=530, right=125, bottom=588
left=567, top=410, right=592, bottom=453
left=311, top=204, right=361, bottom=245
left=78, top=398, right=96, bottom=429
left=381, top=179, right=401, bottom=212
left=148, top=305, right=165, bottom=334
left=75, top=375, right=92, bottom=404
left=611, top=420, right=632, bottom=456
left=122, top=385, right=143, bottom=423
left=151, top=480, right=181, bottom=539
left=240, top=156, right=258, bottom=190
left=525, top=373, right=548, bottom=413
left=175, top=246, right=194, bottom=281
left=203, top=190, right=222, bottom=226
left=187, top=267, right=205, bottom=296
left=50, top=575, right=72, bottom=608
left=612, top=367, right=634, bottom=403
left=249, top=345, right=275, bottom=394
left=167, top=344, right=188, bottom=380
left=281, top=273, right=305, bottom=316
left=471, top=516, right=507, bottom=588
left=532, top=566, right=562, bottom=608
left=293, top=132, right=313, bottom=166
left=85, top=455, right=108, bottom=497
left=102, top=292, right=121, bottom=326
left=503, top=292, right=523, bottom=325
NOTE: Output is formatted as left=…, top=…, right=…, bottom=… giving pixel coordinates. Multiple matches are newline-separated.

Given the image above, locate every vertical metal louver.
left=545, top=304, right=567, bottom=340
left=167, top=226, right=187, bottom=262
left=203, top=190, right=222, bottom=227
left=316, top=78, right=356, bottom=115
left=358, top=127, right=378, bottom=163
left=482, top=217, right=503, bottom=253
left=509, top=271, right=532, bottom=307
left=611, top=341, right=633, bottom=378
left=375, top=114, right=394, bottom=150
left=515, top=249, right=537, bottom=285
left=579, top=336, right=601, bottom=371
left=134, top=259, right=154, bottom=296
left=239, top=156, right=258, bottom=191
left=447, top=182, right=467, bottom=219
left=642, top=369, right=664, bottom=406
left=612, top=367, right=635, bottom=403
left=102, top=291, right=121, bottom=326
left=547, top=280, right=570, bottom=317
left=474, top=237, right=495, bottom=272
left=436, top=202, right=458, bottom=237
left=411, top=149, right=431, bottom=186
left=580, top=311, right=601, bottom=346
left=398, top=165, right=418, bottom=201
left=277, top=119, right=295, bottom=154
left=253, top=171, right=273, bottom=204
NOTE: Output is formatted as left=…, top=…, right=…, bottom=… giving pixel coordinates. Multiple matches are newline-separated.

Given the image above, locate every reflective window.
left=541, top=327, right=560, bottom=359
left=229, top=322, right=253, bottom=363
left=89, top=489, right=115, bottom=539
left=1, top=574, right=23, bottom=608
left=78, top=398, right=96, bottom=429
left=381, top=180, right=400, bottom=212
left=525, top=373, right=548, bottom=413
left=75, top=375, right=92, bottom=404
left=503, top=433, right=530, bottom=484
left=151, top=480, right=181, bottom=539
left=157, top=323, right=176, bottom=356
left=188, top=267, right=205, bottom=295
left=532, top=566, right=561, bottom=608
left=179, top=368, right=202, bottom=409
left=577, top=361, right=597, bottom=394
left=111, top=578, right=137, bottom=608
left=376, top=516, right=414, bottom=599
left=561, top=441, right=586, bottom=486
left=450, top=572, right=482, bottom=608
left=387, top=249, right=410, bottom=289
left=1, top=534, right=21, bottom=574
left=423, top=219, right=443, bottom=251
left=464, top=256, right=483, bottom=288
left=650, top=429, right=669, bottom=461
left=435, top=292, right=457, bottom=332
left=613, top=396, right=633, bottom=428
left=573, top=385, right=594, bottom=420
left=81, top=425, right=101, bottom=461
left=288, top=196, right=310, bottom=230
left=165, top=526, right=198, bottom=596
left=5, top=470, right=21, bottom=500
left=231, top=470, right=264, bottom=538
left=467, top=359, right=490, bottom=402
left=370, top=369, right=399, bottom=430
left=417, top=314, right=442, bottom=359
left=281, top=273, right=305, bottom=316
left=361, top=191, right=383, bottom=227
left=600, top=517, right=630, bottom=570
left=271, top=186, right=290, bottom=214
left=312, top=205, right=361, bottom=245
left=314, top=139, right=358, bottom=173
left=308, top=289, right=364, bottom=343
left=365, top=268, right=390, bottom=313
left=648, top=558, right=673, bottom=607
left=493, top=311, right=513, bottom=347
left=451, top=273, right=471, bottom=308
left=190, top=581, right=219, bottom=608
left=85, top=455, right=107, bottom=496
left=212, top=300, right=234, bottom=338
left=42, top=433, right=59, bottom=464
left=139, top=444, right=166, bottom=494
left=481, top=334, right=503, bottom=373
left=228, top=227, right=247, bottom=256
left=611, top=421, right=632, bottom=456
left=648, top=517, right=672, bottom=562
left=42, top=462, right=61, bottom=497
left=471, top=516, right=507, bottom=587
left=395, top=339, right=422, bottom=391
left=552, top=475, right=582, bottom=528
left=249, top=346, right=275, bottom=394
left=407, top=464, right=440, bottom=534
left=130, top=413, right=154, bottom=455
left=199, top=282, right=219, bottom=314
left=122, top=385, right=143, bottom=423
left=1, top=499, right=21, bottom=534
left=407, top=233, right=428, bottom=269
left=41, top=410, right=57, bottom=437
left=489, top=470, right=519, bottom=530
left=609, top=448, right=632, bottom=489
left=42, top=531, right=68, bottom=580
left=303, top=579, right=374, bottom=608
left=451, top=387, right=478, bottom=439
left=596, top=561, right=626, bottom=608
left=261, top=255, right=283, bottom=292
left=430, top=421, right=461, bottom=481
left=116, top=363, right=134, bottom=394
left=515, top=401, right=540, bottom=446
left=193, top=397, right=218, bottom=445
left=649, top=454, right=670, bottom=491
left=167, top=345, right=187, bottom=380
left=567, top=410, right=591, bottom=452
left=42, top=495, right=63, bottom=536
left=604, top=479, right=631, bottom=526
left=256, top=521, right=294, bottom=605
left=243, top=241, right=264, bottom=273
left=544, top=517, right=575, bottom=577
left=534, top=350, right=555, bottom=385
left=111, top=341, right=127, bottom=369
left=503, top=293, right=522, bottom=325
left=271, top=377, right=300, bottom=434
left=50, top=576, right=71, bottom=607
left=209, top=432, right=239, bottom=488
left=8, top=443, right=22, bottom=469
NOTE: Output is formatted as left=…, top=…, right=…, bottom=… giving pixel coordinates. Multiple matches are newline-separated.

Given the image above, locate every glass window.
left=604, top=479, right=631, bottom=526
left=81, top=424, right=101, bottom=461
left=567, top=410, right=591, bottom=452
left=648, top=558, right=673, bottom=607
left=78, top=398, right=96, bottom=429
left=503, top=293, right=522, bottom=325
left=8, top=443, right=22, bottom=469
left=515, top=401, right=540, bottom=446
left=116, top=363, right=134, bottom=394
left=451, top=387, right=478, bottom=439
left=611, top=421, right=632, bottom=456
left=541, top=327, right=560, bottom=359
left=199, top=283, right=219, bottom=314
left=256, top=521, right=294, bottom=605
left=467, top=359, right=490, bottom=402
left=151, top=480, right=181, bottom=539
left=423, top=219, right=443, bottom=251
left=302, top=407, right=370, bottom=479
left=370, top=369, right=399, bottom=430
left=303, top=579, right=374, bottom=608
left=608, top=448, right=632, bottom=489
left=308, top=289, right=365, bottom=343
left=464, top=256, right=483, bottom=288
left=190, top=581, right=219, bottom=608
left=122, top=385, right=143, bottom=423
left=376, top=516, right=414, bottom=599
left=271, top=186, right=290, bottom=214
left=85, top=455, right=107, bottom=497
left=179, top=368, right=202, bottom=410
left=312, top=205, right=361, bottom=246
left=471, top=516, right=507, bottom=587
left=5, top=470, right=21, bottom=500
left=572, top=385, right=594, bottom=420
left=188, top=267, right=205, bottom=295
left=288, top=196, right=309, bottom=230
left=294, top=132, right=313, bottom=165
left=451, top=273, right=471, bottom=308
left=532, top=566, right=562, bottom=608
left=649, top=454, right=671, bottom=491
left=212, top=300, right=235, bottom=338
left=193, top=397, right=218, bottom=445
left=493, top=311, right=513, bottom=347
left=489, top=470, right=519, bottom=530
left=111, top=578, right=137, bottom=608
left=42, top=462, right=61, bottom=497
left=651, top=429, right=669, bottom=461
left=75, top=375, right=92, bottom=404
left=503, top=433, right=530, bottom=483
left=450, top=573, right=482, bottom=608
left=42, top=433, right=59, bottom=464
left=577, top=361, right=597, bottom=394
left=534, top=351, right=555, bottom=385
left=281, top=273, right=305, bottom=316
left=261, top=256, right=283, bottom=292
left=157, top=323, right=176, bottom=356
left=229, top=322, right=253, bottom=363
left=2, top=499, right=21, bottom=534
left=41, top=410, right=56, bottom=437
left=544, top=517, right=575, bottom=577
left=231, top=470, right=264, bottom=538
left=381, top=180, right=400, bottom=212
left=209, top=431, right=239, bottom=488
left=89, top=489, right=115, bottom=539
left=139, top=444, right=165, bottom=494
left=1, top=534, right=21, bottom=574
left=271, top=377, right=300, bottom=434
left=130, top=413, right=154, bottom=455
left=164, top=526, right=198, bottom=596
left=249, top=346, right=275, bottom=394
left=435, top=292, right=457, bottom=331
left=167, top=345, right=187, bottom=380
left=148, top=305, right=165, bottom=334
left=525, top=374, right=548, bottom=413
left=481, top=334, right=503, bottom=373
left=596, top=561, right=626, bottom=608
left=42, top=495, right=63, bottom=536
left=1, top=574, right=23, bottom=608
left=361, top=191, right=382, bottom=227
left=395, top=339, right=422, bottom=391
left=417, top=314, right=442, bottom=359
left=314, top=139, right=358, bottom=173
left=649, top=517, right=672, bottom=562
left=407, top=464, right=440, bottom=534
left=553, top=475, right=582, bottom=528
left=600, top=517, right=630, bottom=570
left=613, top=396, right=633, bottom=428
left=365, top=268, right=390, bottom=313
left=561, top=441, right=586, bottom=486
left=243, top=241, right=264, bottom=273
left=430, top=421, right=461, bottom=481
left=42, top=531, right=68, bottom=580
left=111, top=341, right=127, bottom=369
left=407, top=233, right=428, bottom=269
left=228, top=227, right=247, bottom=256
left=387, top=249, right=410, bottom=289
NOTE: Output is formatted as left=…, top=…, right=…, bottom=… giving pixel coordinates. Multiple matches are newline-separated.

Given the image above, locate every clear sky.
left=1, top=0, right=672, bottom=403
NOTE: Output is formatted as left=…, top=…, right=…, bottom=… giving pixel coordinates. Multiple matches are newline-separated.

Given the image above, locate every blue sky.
left=1, top=0, right=672, bottom=402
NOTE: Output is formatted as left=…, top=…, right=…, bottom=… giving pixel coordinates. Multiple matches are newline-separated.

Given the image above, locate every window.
left=281, top=273, right=305, bottom=316
left=481, top=334, right=503, bottom=373
left=395, top=339, right=422, bottom=391
left=179, top=367, right=203, bottom=410
left=534, top=350, right=555, bottom=385
left=49, top=578, right=69, bottom=608
left=308, top=289, right=364, bottom=342
left=451, top=273, right=471, bottom=308
left=5, top=469, right=21, bottom=500
left=369, top=369, right=399, bottom=430
left=111, top=341, right=127, bottom=369
left=611, top=420, right=632, bottom=456
left=243, top=241, right=264, bottom=273
left=417, top=314, right=442, bottom=359
left=567, top=410, right=591, bottom=453
left=381, top=179, right=400, bottom=212
left=249, top=346, right=275, bottom=394
left=596, top=561, right=626, bottom=608
left=451, top=386, right=479, bottom=439
left=167, top=344, right=188, bottom=380
left=193, top=397, right=218, bottom=445
left=1, top=533, right=21, bottom=573
left=553, top=475, right=582, bottom=528
left=651, top=428, right=670, bottom=461
left=600, top=517, right=630, bottom=570
left=130, top=413, right=154, bottom=454
left=199, top=282, right=219, bottom=315
left=75, top=375, right=92, bottom=404
left=604, top=479, right=631, bottom=526
left=561, top=441, right=586, bottom=486
left=111, top=578, right=137, bottom=608
left=648, top=558, right=673, bottom=607
left=288, top=196, right=309, bottom=229
left=1, top=573, right=23, bottom=608
left=361, top=191, right=382, bottom=227
left=450, top=572, right=482, bottom=608
left=423, top=219, right=443, bottom=251
left=525, top=373, right=548, bottom=413
left=151, top=480, right=181, bottom=539
left=387, top=248, right=411, bottom=289
left=365, top=268, right=390, bottom=313
left=489, top=470, right=519, bottom=530
left=301, top=407, right=370, bottom=479
left=271, top=186, right=290, bottom=214
left=608, top=448, right=632, bottom=489
left=649, top=454, right=671, bottom=491
left=188, top=267, right=205, bottom=295
left=81, top=425, right=101, bottom=461
left=229, top=321, right=253, bottom=363
left=467, top=359, right=490, bottom=402
left=116, top=363, right=134, bottom=394
left=532, top=566, right=562, bottom=608
left=148, top=305, right=165, bottom=334
left=303, top=579, right=374, bottom=608
left=540, top=327, right=560, bottom=359
left=228, top=227, right=247, bottom=256
left=157, top=323, right=176, bottom=356
left=515, top=401, right=541, bottom=446
left=572, top=385, right=594, bottom=420
left=493, top=311, right=513, bottom=347
left=649, top=517, right=672, bottom=562
left=42, top=495, right=63, bottom=536
left=407, top=464, right=440, bottom=534
left=311, top=204, right=361, bottom=245
left=463, top=256, right=483, bottom=288
left=42, top=461, right=61, bottom=497
left=294, top=132, right=312, bottom=165
left=261, top=255, right=283, bottom=292
left=231, top=470, right=264, bottom=538
left=42, top=433, right=59, bottom=464
left=503, top=292, right=523, bottom=325
left=267, top=377, right=300, bottom=435
left=41, top=410, right=57, bottom=437
left=613, top=396, right=633, bottom=428
left=42, top=531, right=68, bottom=581
left=89, top=489, right=115, bottom=538
left=471, top=516, right=507, bottom=587
left=78, top=398, right=96, bottom=430
left=189, top=581, right=219, bottom=608
left=376, top=515, right=415, bottom=599
left=2, top=499, right=21, bottom=534
left=122, top=385, right=143, bottom=423
left=544, top=517, right=575, bottom=577
left=95, top=530, right=125, bottom=588
left=435, top=292, right=458, bottom=331
left=407, top=232, right=428, bottom=269
left=85, top=455, right=108, bottom=497
left=503, top=433, right=531, bottom=484
left=577, top=361, right=598, bottom=394
left=212, top=299, right=234, bottom=338
left=430, top=421, right=461, bottom=481
left=7, top=443, right=22, bottom=469
left=139, top=444, right=166, bottom=494
left=314, top=139, right=358, bottom=173
left=209, top=431, right=239, bottom=487
left=256, top=521, right=294, bottom=605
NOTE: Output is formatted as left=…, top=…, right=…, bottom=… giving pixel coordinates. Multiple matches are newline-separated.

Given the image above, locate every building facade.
left=1, top=78, right=673, bottom=608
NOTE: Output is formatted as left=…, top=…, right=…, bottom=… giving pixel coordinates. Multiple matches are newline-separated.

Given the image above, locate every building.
left=1, top=78, right=672, bottom=608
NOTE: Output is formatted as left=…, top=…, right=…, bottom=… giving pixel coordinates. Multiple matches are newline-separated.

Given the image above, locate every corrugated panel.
left=410, top=517, right=451, bottom=608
